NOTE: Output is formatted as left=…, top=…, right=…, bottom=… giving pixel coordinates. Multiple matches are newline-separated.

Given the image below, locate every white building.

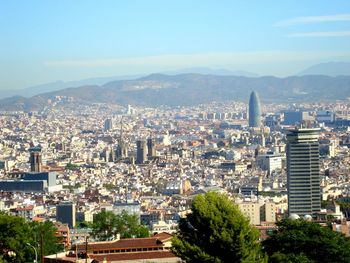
left=257, top=154, right=283, bottom=175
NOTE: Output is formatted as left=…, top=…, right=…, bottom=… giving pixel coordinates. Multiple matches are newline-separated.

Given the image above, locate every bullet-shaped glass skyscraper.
left=287, top=128, right=321, bottom=216
left=248, top=91, right=261, bottom=127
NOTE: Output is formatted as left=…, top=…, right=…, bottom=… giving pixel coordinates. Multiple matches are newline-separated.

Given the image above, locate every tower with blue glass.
left=248, top=91, right=261, bottom=127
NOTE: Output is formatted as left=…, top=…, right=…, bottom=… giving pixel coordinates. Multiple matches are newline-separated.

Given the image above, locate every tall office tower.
left=248, top=91, right=261, bottom=127
left=104, top=118, right=113, bottom=131
left=147, top=138, right=156, bottom=160
left=56, top=202, right=76, bottom=228
left=287, top=128, right=321, bottom=216
left=29, top=147, right=42, bottom=172
left=136, top=140, right=147, bottom=164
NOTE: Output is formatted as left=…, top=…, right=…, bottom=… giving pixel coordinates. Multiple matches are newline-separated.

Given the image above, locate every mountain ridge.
left=298, top=62, right=350, bottom=76
left=0, top=74, right=349, bottom=111
left=0, top=74, right=144, bottom=99
left=2, top=62, right=349, bottom=101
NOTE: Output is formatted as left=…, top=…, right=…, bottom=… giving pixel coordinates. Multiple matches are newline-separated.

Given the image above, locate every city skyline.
left=1, top=1, right=350, bottom=90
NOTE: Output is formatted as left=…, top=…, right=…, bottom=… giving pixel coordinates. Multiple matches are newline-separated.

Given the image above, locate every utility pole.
left=85, top=236, right=88, bottom=263
left=75, top=240, right=78, bottom=261
left=41, top=233, right=44, bottom=263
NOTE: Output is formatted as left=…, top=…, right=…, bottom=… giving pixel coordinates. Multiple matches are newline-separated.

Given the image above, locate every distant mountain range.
left=0, top=74, right=144, bottom=99
left=1, top=74, right=349, bottom=111
left=1, top=62, right=349, bottom=101
left=0, top=68, right=258, bottom=100
left=298, top=62, right=350, bottom=76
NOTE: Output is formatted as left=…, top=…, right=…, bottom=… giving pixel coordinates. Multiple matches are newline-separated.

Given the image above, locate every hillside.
left=0, top=74, right=349, bottom=110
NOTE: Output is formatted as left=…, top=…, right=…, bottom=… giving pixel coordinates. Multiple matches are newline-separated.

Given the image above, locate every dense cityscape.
left=1, top=91, right=350, bottom=262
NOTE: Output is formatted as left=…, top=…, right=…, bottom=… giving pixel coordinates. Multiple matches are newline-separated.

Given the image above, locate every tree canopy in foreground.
left=171, top=191, right=264, bottom=262
left=263, top=219, right=350, bottom=263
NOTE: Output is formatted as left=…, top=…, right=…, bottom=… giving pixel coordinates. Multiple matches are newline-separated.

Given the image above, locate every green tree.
left=118, top=211, right=150, bottom=238
left=30, top=221, right=64, bottom=257
left=171, top=192, right=264, bottom=263
left=65, top=162, right=79, bottom=171
left=262, top=219, right=350, bottom=263
left=91, top=211, right=149, bottom=241
left=76, top=220, right=92, bottom=229
left=269, top=252, right=313, bottom=263
left=0, top=212, right=34, bottom=262
left=91, top=211, right=120, bottom=241
left=0, top=212, right=63, bottom=263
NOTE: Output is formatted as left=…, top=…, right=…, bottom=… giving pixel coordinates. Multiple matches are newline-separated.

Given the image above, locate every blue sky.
left=1, top=0, right=350, bottom=89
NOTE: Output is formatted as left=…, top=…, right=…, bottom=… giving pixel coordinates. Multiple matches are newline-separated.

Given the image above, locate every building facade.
left=136, top=140, right=147, bottom=164
left=257, top=154, right=283, bottom=175
left=29, top=146, right=42, bottom=172
left=56, top=203, right=76, bottom=228
left=147, top=138, right=156, bottom=160
left=237, top=200, right=276, bottom=225
left=287, top=128, right=321, bottom=216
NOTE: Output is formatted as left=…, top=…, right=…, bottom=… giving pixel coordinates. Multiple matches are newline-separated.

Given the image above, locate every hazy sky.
left=1, top=0, right=350, bottom=90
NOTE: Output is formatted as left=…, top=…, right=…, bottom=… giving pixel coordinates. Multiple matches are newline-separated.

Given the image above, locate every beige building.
left=237, top=200, right=276, bottom=225
left=238, top=202, right=260, bottom=225
left=261, top=201, right=276, bottom=223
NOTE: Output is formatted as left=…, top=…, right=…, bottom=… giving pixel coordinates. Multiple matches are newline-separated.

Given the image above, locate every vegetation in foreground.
left=2, top=193, right=350, bottom=263
left=171, top=192, right=350, bottom=263
left=264, top=218, right=350, bottom=263
left=0, top=212, right=63, bottom=263
left=171, top=191, right=265, bottom=262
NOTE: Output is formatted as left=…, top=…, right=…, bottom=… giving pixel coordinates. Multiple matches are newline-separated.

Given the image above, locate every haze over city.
left=1, top=0, right=350, bottom=90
